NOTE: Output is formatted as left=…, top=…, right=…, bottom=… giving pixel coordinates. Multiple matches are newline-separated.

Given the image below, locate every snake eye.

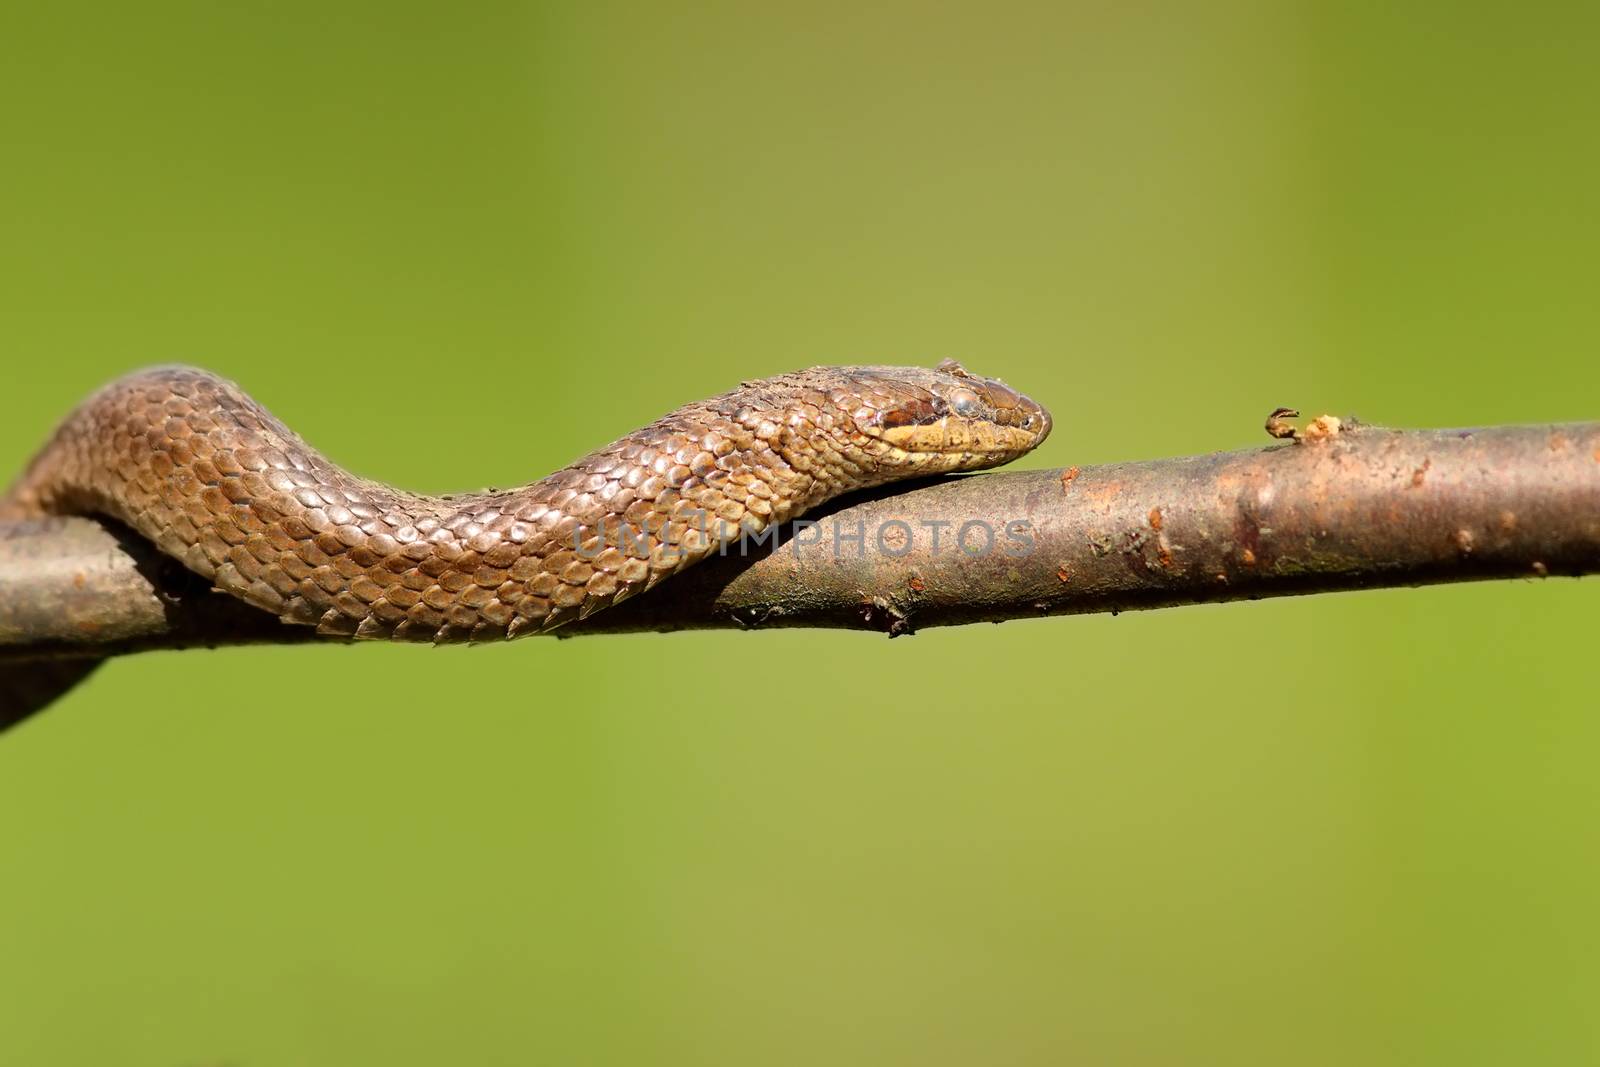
left=948, top=388, right=981, bottom=417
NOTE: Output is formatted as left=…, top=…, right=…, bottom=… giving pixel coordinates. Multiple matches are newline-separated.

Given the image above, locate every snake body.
left=2, top=362, right=1050, bottom=642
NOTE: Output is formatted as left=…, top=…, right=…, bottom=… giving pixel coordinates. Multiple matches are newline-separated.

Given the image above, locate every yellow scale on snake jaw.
left=1, top=361, right=1051, bottom=642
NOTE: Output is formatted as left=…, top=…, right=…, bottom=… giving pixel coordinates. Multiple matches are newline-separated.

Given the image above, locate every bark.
left=2, top=420, right=1597, bottom=660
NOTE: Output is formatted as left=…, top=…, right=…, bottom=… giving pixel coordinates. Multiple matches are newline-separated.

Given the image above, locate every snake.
left=2, top=361, right=1050, bottom=651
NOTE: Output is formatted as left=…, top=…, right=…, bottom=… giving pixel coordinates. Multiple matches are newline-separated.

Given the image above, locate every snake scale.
left=2, top=361, right=1050, bottom=646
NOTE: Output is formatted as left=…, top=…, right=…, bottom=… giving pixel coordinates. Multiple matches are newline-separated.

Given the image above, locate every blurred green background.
left=2, top=2, right=1597, bottom=1064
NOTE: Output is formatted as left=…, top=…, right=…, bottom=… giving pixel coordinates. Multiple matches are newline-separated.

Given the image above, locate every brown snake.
left=2, top=361, right=1050, bottom=645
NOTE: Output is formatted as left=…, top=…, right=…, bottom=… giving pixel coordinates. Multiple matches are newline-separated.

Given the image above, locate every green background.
left=2, top=2, right=1597, bottom=1063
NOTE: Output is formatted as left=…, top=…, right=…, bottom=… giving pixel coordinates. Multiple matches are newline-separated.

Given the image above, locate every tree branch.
left=3, top=420, right=1597, bottom=659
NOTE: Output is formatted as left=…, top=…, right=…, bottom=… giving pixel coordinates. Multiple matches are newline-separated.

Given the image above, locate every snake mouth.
left=879, top=417, right=1047, bottom=458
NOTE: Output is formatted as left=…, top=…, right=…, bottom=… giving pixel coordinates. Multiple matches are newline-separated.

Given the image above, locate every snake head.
left=834, top=359, right=1052, bottom=474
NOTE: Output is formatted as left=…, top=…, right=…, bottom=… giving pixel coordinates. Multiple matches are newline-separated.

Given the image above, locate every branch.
left=3, top=420, right=1598, bottom=659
